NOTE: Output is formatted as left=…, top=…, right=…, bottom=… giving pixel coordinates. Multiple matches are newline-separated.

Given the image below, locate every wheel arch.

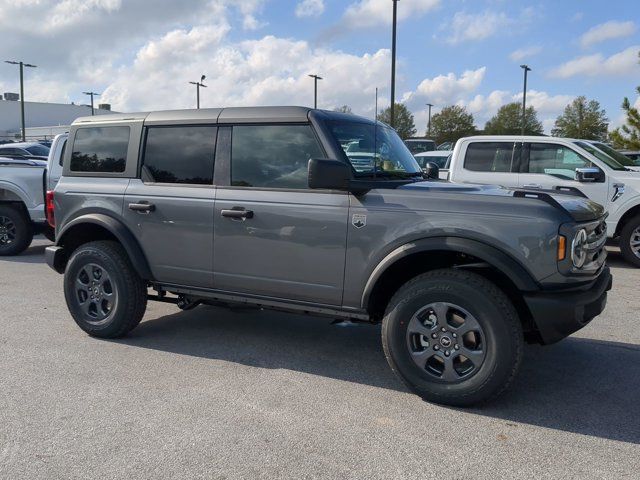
left=56, top=213, right=153, bottom=280
left=614, top=203, right=640, bottom=236
left=362, top=237, right=539, bottom=337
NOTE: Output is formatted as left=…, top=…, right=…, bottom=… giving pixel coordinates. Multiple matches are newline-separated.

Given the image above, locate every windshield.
left=25, top=144, right=50, bottom=156
left=590, top=142, right=635, bottom=167
left=404, top=140, right=435, bottom=154
left=574, top=142, right=627, bottom=171
left=326, top=120, right=422, bottom=178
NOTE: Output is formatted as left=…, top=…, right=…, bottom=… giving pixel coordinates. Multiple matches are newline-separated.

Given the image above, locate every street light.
left=520, top=64, right=531, bottom=136
left=83, top=91, right=100, bottom=116
left=4, top=60, right=37, bottom=142
left=189, top=75, right=207, bottom=109
left=308, top=74, right=322, bottom=109
left=426, top=103, right=434, bottom=137
left=390, top=0, right=399, bottom=128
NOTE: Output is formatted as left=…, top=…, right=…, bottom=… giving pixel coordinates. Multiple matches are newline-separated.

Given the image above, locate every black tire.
left=381, top=269, right=523, bottom=407
left=0, top=204, right=34, bottom=256
left=619, top=216, right=640, bottom=268
left=64, top=240, right=147, bottom=338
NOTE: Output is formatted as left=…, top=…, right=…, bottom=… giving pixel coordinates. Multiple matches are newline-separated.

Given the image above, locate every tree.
left=429, top=105, right=477, bottom=145
left=484, top=102, right=544, bottom=135
left=377, top=103, right=416, bottom=139
left=551, top=96, right=608, bottom=140
left=609, top=51, right=640, bottom=149
left=333, top=105, right=353, bottom=114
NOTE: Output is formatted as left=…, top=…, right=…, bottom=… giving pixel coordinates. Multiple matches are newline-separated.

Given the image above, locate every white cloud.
left=405, top=68, right=486, bottom=106
left=445, top=10, right=511, bottom=44
left=295, top=0, right=324, bottom=18
left=549, top=45, right=640, bottom=78
left=580, top=20, right=636, bottom=48
left=509, top=46, right=542, bottom=62
left=343, top=0, right=440, bottom=28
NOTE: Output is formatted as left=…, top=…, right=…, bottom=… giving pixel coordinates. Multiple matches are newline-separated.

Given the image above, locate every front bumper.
left=523, top=266, right=612, bottom=344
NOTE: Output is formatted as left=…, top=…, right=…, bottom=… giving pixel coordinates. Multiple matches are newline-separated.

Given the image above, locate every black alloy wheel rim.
left=75, top=263, right=117, bottom=324
left=406, top=302, right=487, bottom=382
left=0, top=216, right=16, bottom=246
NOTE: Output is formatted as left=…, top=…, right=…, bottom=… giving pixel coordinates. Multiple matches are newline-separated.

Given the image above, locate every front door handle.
left=523, top=183, right=542, bottom=189
left=221, top=207, right=254, bottom=220
left=128, top=202, right=155, bottom=213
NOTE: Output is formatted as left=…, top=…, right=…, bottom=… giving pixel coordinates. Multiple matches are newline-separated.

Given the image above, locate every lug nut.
left=454, top=345, right=460, bottom=350
left=431, top=333, right=438, bottom=339
left=444, top=351, right=450, bottom=357
left=441, top=327, right=446, bottom=332
left=452, top=333, right=457, bottom=338
left=434, top=345, right=439, bottom=350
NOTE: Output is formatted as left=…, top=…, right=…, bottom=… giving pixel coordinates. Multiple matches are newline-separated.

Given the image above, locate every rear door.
left=212, top=124, right=349, bottom=305
left=122, top=125, right=217, bottom=288
left=456, top=141, right=520, bottom=187
left=518, top=142, right=609, bottom=206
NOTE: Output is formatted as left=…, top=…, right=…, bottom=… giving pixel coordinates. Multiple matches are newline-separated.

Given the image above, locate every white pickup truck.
left=445, top=135, right=640, bottom=266
left=0, top=133, right=66, bottom=255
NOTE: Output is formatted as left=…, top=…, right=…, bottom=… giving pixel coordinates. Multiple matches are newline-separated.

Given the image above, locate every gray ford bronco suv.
left=46, top=107, right=612, bottom=406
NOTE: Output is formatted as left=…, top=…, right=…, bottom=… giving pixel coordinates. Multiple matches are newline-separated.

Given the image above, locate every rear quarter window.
left=70, top=126, right=130, bottom=173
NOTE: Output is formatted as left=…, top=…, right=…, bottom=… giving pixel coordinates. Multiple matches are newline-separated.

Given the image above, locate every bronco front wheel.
left=381, top=269, right=523, bottom=407
left=64, top=240, right=147, bottom=338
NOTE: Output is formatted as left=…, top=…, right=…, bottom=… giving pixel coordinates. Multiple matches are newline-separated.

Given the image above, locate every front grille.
left=582, top=216, right=608, bottom=272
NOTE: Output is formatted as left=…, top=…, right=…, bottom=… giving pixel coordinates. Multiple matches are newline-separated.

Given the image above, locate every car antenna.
left=374, top=87, right=378, bottom=179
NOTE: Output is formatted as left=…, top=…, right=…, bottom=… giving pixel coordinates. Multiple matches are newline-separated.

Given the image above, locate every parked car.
left=404, top=138, right=436, bottom=155
left=0, top=134, right=65, bottom=255
left=414, top=150, right=452, bottom=169
left=0, top=142, right=50, bottom=161
left=45, top=108, right=611, bottom=407
left=620, top=150, right=640, bottom=164
left=446, top=135, right=640, bottom=266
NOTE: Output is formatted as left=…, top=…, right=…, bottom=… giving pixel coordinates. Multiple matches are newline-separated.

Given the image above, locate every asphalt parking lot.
left=1, top=238, right=638, bottom=479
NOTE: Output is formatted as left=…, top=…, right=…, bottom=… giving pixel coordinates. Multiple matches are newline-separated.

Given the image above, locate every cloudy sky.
left=0, top=0, right=638, bottom=134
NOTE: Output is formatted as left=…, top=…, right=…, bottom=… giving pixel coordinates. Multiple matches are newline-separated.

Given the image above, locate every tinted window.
left=58, top=139, right=67, bottom=166
left=464, top=142, right=515, bottom=172
left=70, top=126, right=129, bottom=173
left=231, top=125, right=323, bottom=189
left=143, top=126, right=216, bottom=185
left=527, top=143, right=591, bottom=180
left=0, top=148, right=23, bottom=155
left=25, top=144, right=50, bottom=156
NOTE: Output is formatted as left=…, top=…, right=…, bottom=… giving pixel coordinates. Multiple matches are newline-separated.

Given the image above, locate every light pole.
left=189, top=75, right=207, bottom=109
left=308, top=74, right=322, bottom=109
left=390, top=0, right=399, bottom=128
left=426, top=103, right=434, bottom=137
left=520, top=64, right=531, bottom=136
left=4, top=60, right=37, bottom=142
left=83, top=91, right=100, bottom=116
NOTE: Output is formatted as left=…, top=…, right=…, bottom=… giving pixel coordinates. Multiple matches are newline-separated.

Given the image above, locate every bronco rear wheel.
left=381, top=269, right=523, bottom=407
left=64, top=240, right=147, bottom=338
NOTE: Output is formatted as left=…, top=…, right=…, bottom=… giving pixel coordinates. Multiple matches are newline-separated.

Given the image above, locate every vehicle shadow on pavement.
left=0, top=242, right=50, bottom=264
left=120, top=305, right=640, bottom=444
left=605, top=248, right=635, bottom=270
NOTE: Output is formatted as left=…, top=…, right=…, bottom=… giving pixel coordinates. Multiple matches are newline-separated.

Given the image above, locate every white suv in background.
left=447, top=135, right=640, bottom=266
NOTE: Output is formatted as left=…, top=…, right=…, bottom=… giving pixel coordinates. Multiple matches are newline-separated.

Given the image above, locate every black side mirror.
left=423, top=161, right=440, bottom=180
left=308, top=158, right=351, bottom=190
left=575, top=167, right=603, bottom=183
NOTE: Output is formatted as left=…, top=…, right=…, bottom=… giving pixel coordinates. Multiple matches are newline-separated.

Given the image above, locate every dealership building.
left=0, top=96, right=113, bottom=141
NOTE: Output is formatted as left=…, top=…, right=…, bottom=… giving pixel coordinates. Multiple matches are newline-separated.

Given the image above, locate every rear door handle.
left=128, top=202, right=155, bottom=213
left=523, top=183, right=542, bottom=189
left=221, top=207, right=254, bottom=220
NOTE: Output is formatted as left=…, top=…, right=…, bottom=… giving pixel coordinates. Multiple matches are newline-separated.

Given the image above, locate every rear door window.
left=142, top=126, right=216, bottom=185
left=70, top=126, right=129, bottom=173
left=230, top=125, right=323, bottom=189
left=463, top=142, right=517, bottom=172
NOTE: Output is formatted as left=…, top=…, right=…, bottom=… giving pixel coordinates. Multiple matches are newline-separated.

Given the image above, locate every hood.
left=398, top=180, right=604, bottom=223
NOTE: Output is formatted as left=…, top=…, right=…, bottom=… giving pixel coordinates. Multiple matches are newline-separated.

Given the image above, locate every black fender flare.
left=57, top=213, right=153, bottom=280
left=361, top=236, right=539, bottom=309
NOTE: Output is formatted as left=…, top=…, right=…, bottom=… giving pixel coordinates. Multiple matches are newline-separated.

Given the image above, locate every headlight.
left=571, top=229, right=588, bottom=268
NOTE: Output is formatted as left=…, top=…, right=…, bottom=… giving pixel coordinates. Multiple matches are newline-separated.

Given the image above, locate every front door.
left=122, top=125, right=217, bottom=287
left=518, top=142, right=609, bottom=207
left=213, top=124, right=349, bottom=305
